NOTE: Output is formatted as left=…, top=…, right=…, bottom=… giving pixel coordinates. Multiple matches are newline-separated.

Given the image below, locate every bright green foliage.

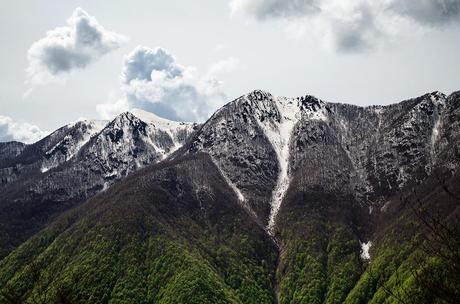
left=345, top=201, right=460, bottom=304
left=0, top=215, right=275, bottom=304
left=277, top=221, right=363, bottom=304
left=0, top=156, right=278, bottom=304
left=1, top=157, right=459, bottom=303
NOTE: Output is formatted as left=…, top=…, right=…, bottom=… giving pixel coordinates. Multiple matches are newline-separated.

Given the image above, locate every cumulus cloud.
left=0, top=115, right=48, bottom=144
left=96, top=98, right=129, bottom=120
left=97, top=46, right=239, bottom=122
left=26, top=7, right=127, bottom=85
left=230, top=0, right=460, bottom=52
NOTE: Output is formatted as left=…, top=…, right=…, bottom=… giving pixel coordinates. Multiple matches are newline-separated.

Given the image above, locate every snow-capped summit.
left=41, top=119, right=108, bottom=172
left=185, top=90, right=458, bottom=233
left=131, top=108, right=197, bottom=152
left=0, top=119, right=109, bottom=184
left=131, top=108, right=191, bottom=130
left=187, top=90, right=336, bottom=230
left=74, top=110, right=196, bottom=184
left=0, top=108, right=199, bottom=201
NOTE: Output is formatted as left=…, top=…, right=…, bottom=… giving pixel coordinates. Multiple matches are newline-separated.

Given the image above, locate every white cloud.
left=0, top=115, right=48, bottom=144
left=26, top=7, right=127, bottom=85
left=230, top=0, right=320, bottom=20
left=97, top=46, right=239, bottom=122
left=207, top=57, right=240, bottom=78
left=96, top=98, right=129, bottom=120
left=390, top=0, right=460, bottom=26
left=230, top=0, right=460, bottom=52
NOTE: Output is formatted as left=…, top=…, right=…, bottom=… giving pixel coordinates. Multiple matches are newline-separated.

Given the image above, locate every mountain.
left=0, top=110, right=198, bottom=257
left=186, top=90, right=457, bottom=228
left=0, top=120, right=107, bottom=184
left=0, top=91, right=459, bottom=303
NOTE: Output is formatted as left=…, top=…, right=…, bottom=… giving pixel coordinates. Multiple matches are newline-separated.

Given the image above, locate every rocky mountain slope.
left=0, top=110, right=198, bottom=257
left=0, top=90, right=459, bottom=303
left=186, top=90, right=458, bottom=232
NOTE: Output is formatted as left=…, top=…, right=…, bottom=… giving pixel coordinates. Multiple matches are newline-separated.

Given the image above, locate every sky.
left=1, top=0, right=460, bottom=143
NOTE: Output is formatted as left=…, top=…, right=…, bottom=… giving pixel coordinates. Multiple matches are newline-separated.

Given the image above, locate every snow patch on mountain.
left=429, top=93, right=446, bottom=158
left=431, top=114, right=442, bottom=153
left=360, top=241, right=372, bottom=260
left=132, top=108, right=196, bottom=154
left=255, top=96, right=301, bottom=234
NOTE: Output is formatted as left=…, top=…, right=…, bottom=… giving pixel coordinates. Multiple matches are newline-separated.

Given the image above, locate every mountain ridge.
left=0, top=89, right=459, bottom=303
left=0, top=109, right=198, bottom=257
left=183, top=89, right=457, bottom=231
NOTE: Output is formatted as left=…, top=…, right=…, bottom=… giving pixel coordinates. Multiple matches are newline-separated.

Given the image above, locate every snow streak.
left=429, top=94, right=445, bottom=158
left=210, top=157, right=260, bottom=220
left=256, top=97, right=301, bottom=234
left=131, top=108, right=195, bottom=157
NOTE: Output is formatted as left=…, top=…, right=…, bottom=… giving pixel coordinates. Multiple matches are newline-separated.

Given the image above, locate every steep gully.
left=214, top=96, right=305, bottom=303
left=257, top=96, right=302, bottom=304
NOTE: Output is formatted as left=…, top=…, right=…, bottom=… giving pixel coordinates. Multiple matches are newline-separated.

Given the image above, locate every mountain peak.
left=242, top=90, right=327, bottom=116
left=131, top=108, right=195, bottom=129
left=246, top=89, right=273, bottom=100
left=114, top=111, right=139, bottom=123
left=428, top=91, right=447, bottom=106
